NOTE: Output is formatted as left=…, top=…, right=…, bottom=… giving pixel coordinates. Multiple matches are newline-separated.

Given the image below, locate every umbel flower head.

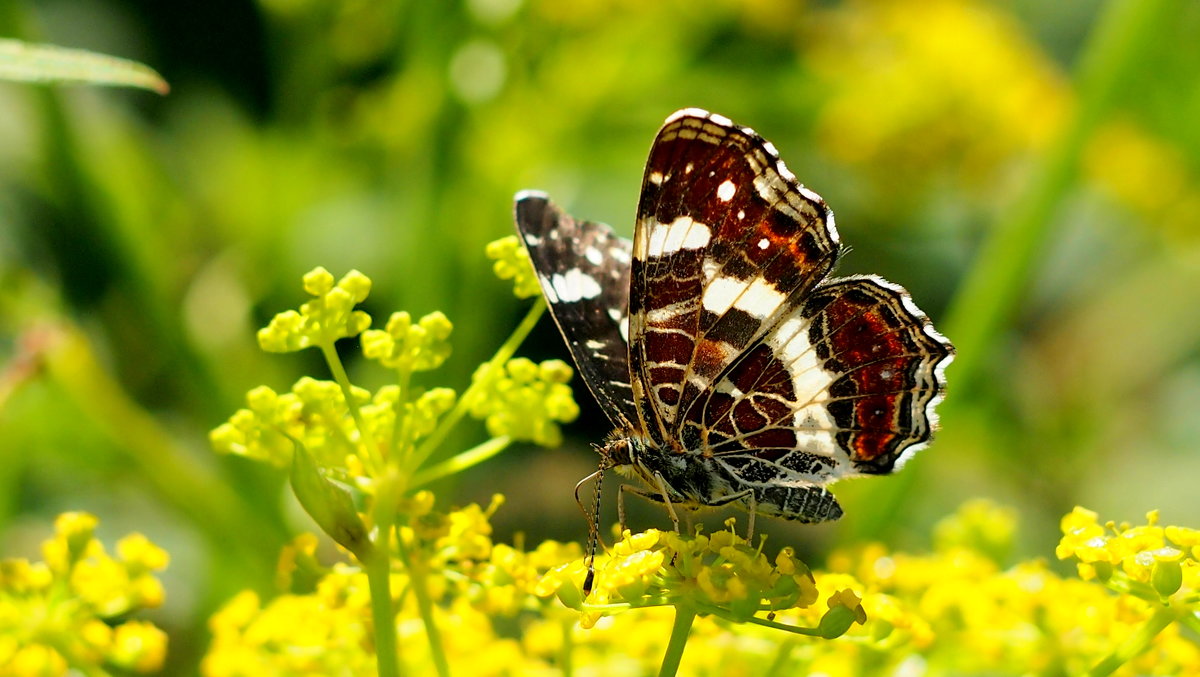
left=465, top=357, right=579, bottom=447
left=0, top=512, right=168, bottom=674
left=1057, top=506, right=1199, bottom=600
left=534, top=522, right=860, bottom=637
left=257, top=267, right=372, bottom=352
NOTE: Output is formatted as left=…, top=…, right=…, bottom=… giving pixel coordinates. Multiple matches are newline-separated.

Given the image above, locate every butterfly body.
left=516, top=109, right=952, bottom=526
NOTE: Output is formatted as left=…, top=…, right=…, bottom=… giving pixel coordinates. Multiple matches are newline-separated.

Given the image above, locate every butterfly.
left=514, top=108, right=953, bottom=559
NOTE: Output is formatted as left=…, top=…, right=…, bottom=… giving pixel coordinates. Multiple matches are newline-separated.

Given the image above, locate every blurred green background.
left=2, top=0, right=1198, bottom=671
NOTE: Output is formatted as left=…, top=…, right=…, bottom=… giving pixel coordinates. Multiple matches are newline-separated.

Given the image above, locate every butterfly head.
left=596, top=434, right=635, bottom=472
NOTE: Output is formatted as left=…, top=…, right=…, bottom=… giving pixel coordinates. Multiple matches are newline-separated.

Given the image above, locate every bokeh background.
left=2, top=0, right=1198, bottom=671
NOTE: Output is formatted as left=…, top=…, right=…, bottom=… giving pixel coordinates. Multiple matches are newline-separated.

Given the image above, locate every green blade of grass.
left=0, top=38, right=168, bottom=93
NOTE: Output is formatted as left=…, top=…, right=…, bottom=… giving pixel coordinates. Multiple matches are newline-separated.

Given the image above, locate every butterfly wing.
left=688, top=275, right=953, bottom=519
left=627, top=109, right=842, bottom=448
left=625, top=109, right=953, bottom=523
left=514, top=191, right=639, bottom=430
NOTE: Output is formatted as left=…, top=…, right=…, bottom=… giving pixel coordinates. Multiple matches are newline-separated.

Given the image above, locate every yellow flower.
left=257, top=267, right=372, bottom=353
left=361, top=310, right=453, bottom=372
left=1, top=513, right=169, bottom=675
left=465, top=357, right=579, bottom=446
left=486, top=235, right=541, bottom=299
left=110, top=621, right=168, bottom=672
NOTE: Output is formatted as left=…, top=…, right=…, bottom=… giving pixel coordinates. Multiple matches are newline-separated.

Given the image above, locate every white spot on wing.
left=551, top=269, right=602, bottom=302
left=649, top=171, right=665, bottom=185
left=647, top=216, right=712, bottom=256
left=768, top=310, right=837, bottom=433
left=585, top=247, right=603, bottom=265
left=717, top=180, right=736, bottom=202
left=757, top=238, right=769, bottom=249
left=702, top=275, right=786, bottom=318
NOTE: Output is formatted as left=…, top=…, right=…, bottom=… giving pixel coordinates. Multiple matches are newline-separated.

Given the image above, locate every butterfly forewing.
left=628, top=109, right=842, bottom=445
left=514, top=191, right=638, bottom=430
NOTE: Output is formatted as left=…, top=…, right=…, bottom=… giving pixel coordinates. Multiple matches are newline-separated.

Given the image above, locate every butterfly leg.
left=698, top=489, right=758, bottom=539
left=617, top=481, right=682, bottom=533
left=745, top=494, right=757, bottom=541
left=652, top=472, right=682, bottom=532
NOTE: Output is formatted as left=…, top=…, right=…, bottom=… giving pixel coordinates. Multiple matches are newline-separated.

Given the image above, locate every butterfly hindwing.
left=514, top=191, right=638, bottom=430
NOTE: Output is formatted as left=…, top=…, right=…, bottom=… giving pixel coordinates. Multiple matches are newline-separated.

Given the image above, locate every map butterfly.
left=515, top=108, right=953, bottom=543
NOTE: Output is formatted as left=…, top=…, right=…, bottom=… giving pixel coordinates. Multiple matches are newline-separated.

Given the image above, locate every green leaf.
left=289, top=441, right=372, bottom=560
left=0, top=39, right=169, bottom=94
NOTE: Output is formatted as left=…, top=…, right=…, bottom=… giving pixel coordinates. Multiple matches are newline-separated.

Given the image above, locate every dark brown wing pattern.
left=628, top=110, right=842, bottom=447
left=514, top=191, right=638, bottom=430
left=626, top=109, right=952, bottom=521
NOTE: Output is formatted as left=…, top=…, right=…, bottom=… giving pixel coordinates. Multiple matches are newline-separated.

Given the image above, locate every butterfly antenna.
left=574, top=461, right=605, bottom=596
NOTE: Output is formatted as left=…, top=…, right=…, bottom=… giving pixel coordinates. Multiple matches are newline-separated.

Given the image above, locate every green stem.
left=406, top=300, right=545, bottom=473
left=561, top=618, right=575, bottom=677
left=1179, top=610, right=1200, bottom=635
left=392, top=366, right=413, bottom=463
left=409, top=437, right=511, bottom=488
left=941, top=0, right=1174, bottom=396
left=658, top=604, right=697, bottom=677
left=365, top=542, right=403, bottom=677
left=738, top=611, right=823, bottom=636
left=321, top=343, right=375, bottom=468
left=1088, top=604, right=1183, bottom=676
left=396, top=534, right=451, bottom=677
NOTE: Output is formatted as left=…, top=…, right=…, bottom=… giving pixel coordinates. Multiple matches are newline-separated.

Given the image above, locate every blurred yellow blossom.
left=0, top=513, right=168, bottom=675
left=486, top=235, right=542, bottom=299
left=807, top=0, right=1069, bottom=190
left=362, top=310, right=454, bottom=372
left=806, top=0, right=1200, bottom=240
left=465, top=357, right=579, bottom=446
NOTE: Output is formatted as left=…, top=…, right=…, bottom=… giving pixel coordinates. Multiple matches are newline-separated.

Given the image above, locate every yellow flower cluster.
left=362, top=310, right=454, bottom=372
left=465, top=357, right=580, bottom=447
left=0, top=513, right=168, bottom=675
left=257, top=267, right=372, bottom=352
left=535, top=524, right=839, bottom=633
left=204, top=495, right=586, bottom=676
left=200, top=496, right=1200, bottom=675
left=209, top=262, right=591, bottom=674
left=1058, top=506, right=1199, bottom=600
left=210, top=375, right=456, bottom=476
left=485, top=235, right=541, bottom=300
left=787, top=501, right=1200, bottom=675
